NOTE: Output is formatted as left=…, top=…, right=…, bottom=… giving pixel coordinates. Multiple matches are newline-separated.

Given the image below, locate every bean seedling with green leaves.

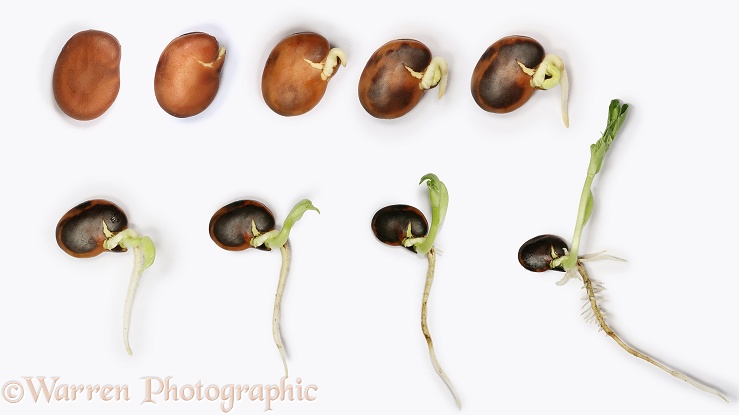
left=517, top=99, right=727, bottom=401
left=371, top=173, right=461, bottom=409
left=56, top=199, right=156, bottom=355
left=209, top=198, right=318, bottom=378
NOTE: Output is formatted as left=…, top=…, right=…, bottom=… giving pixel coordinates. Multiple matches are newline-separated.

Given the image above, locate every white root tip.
left=319, top=47, right=347, bottom=81
left=529, top=53, right=568, bottom=127
left=560, top=66, right=569, bottom=128
left=419, top=57, right=448, bottom=98
left=278, top=342, right=289, bottom=378
left=427, top=343, right=462, bottom=409
left=555, top=269, right=580, bottom=286
left=123, top=245, right=145, bottom=356
left=579, top=250, right=626, bottom=263
left=423, top=250, right=461, bottom=409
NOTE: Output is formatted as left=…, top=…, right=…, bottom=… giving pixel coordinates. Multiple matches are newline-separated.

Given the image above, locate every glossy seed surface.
left=470, top=35, right=544, bottom=113
left=358, top=39, right=432, bottom=119
left=262, top=32, right=340, bottom=116
left=210, top=200, right=276, bottom=251
left=56, top=199, right=128, bottom=258
left=154, top=32, right=225, bottom=118
left=52, top=30, right=121, bottom=121
left=372, top=204, right=428, bottom=252
left=518, top=234, right=568, bottom=272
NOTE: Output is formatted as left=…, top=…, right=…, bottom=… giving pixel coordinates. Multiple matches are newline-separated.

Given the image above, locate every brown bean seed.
left=470, top=35, right=570, bottom=127
left=154, top=32, right=226, bottom=118
left=470, top=36, right=544, bottom=114
left=261, top=32, right=346, bottom=116
left=358, top=39, right=447, bottom=119
left=52, top=30, right=121, bottom=121
left=56, top=199, right=128, bottom=258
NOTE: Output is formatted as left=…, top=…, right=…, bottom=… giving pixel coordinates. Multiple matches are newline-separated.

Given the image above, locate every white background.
left=1, top=1, right=737, bottom=414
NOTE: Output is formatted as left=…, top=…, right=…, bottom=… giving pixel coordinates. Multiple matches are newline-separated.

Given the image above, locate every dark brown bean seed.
left=262, top=32, right=345, bottom=116
left=154, top=32, right=226, bottom=118
left=470, top=35, right=545, bottom=113
left=56, top=199, right=128, bottom=258
left=210, top=200, right=276, bottom=251
left=518, top=234, right=568, bottom=272
left=52, top=30, right=121, bottom=121
left=358, top=39, right=446, bottom=119
left=372, top=204, right=428, bottom=253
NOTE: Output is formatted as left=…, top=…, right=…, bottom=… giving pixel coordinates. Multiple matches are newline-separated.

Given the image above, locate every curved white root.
left=321, top=48, right=347, bottom=80
left=273, top=243, right=291, bottom=378
left=423, top=248, right=462, bottom=409
left=577, top=261, right=728, bottom=402
left=559, top=66, right=570, bottom=128
left=420, top=57, right=448, bottom=98
left=523, top=53, right=569, bottom=127
left=123, top=244, right=144, bottom=356
left=304, top=48, right=347, bottom=81
left=404, top=57, right=449, bottom=98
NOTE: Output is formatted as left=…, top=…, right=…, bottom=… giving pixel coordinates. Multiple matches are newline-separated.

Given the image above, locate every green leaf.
left=562, top=99, right=629, bottom=272
left=264, top=199, right=319, bottom=249
left=415, top=173, right=449, bottom=255
left=141, top=236, right=156, bottom=270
